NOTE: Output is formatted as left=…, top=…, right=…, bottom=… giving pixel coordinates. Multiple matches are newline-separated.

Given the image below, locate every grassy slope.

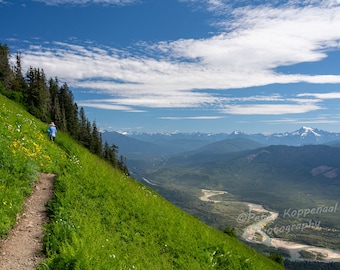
left=0, top=94, right=283, bottom=269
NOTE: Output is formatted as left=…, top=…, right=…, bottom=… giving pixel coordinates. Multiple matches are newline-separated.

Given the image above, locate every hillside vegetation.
left=0, top=94, right=283, bottom=269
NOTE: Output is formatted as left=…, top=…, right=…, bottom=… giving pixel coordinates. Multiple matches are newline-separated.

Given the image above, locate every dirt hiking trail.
left=0, top=173, right=54, bottom=270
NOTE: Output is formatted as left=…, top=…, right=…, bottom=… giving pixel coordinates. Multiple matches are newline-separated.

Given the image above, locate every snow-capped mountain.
left=123, top=126, right=340, bottom=146
left=291, top=126, right=322, bottom=137
left=266, top=126, right=339, bottom=145
left=102, top=127, right=340, bottom=159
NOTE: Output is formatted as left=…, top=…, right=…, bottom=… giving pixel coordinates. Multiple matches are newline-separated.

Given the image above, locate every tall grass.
left=0, top=95, right=63, bottom=236
left=0, top=94, right=283, bottom=269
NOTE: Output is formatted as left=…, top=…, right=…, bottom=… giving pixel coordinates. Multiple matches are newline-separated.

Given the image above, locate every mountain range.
left=102, top=126, right=340, bottom=160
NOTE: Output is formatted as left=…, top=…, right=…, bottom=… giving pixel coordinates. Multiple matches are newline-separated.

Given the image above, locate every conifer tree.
left=58, top=83, right=78, bottom=137
left=103, top=142, right=118, bottom=167
left=109, top=143, right=118, bottom=168
left=0, top=44, right=12, bottom=90
left=37, top=69, right=49, bottom=122
left=9, top=53, right=26, bottom=102
left=78, top=107, right=90, bottom=147
left=25, top=67, right=49, bottom=121
left=13, top=53, right=24, bottom=85
left=48, top=77, right=62, bottom=125
left=90, top=121, right=103, bottom=156
left=103, top=141, right=111, bottom=160
left=85, top=119, right=92, bottom=148
left=118, top=155, right=129, bottom=175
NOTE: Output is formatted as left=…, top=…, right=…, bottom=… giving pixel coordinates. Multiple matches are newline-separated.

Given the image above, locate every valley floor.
left=199, top=189, right=340, bottom=263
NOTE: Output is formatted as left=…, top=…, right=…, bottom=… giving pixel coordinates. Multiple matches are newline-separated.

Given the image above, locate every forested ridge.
left=0, top=43, right=128, bottom=174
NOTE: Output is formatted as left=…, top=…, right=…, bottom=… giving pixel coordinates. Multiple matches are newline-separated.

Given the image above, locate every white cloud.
left=76, top=102, right=145, bottom=112
left=222, top=103, right=322, bottom=115
left=165, top=4, right=340, bottom=70
left=298, top=92, right=340, bottom=99
left=262, top=116, right=340, bottom=125
left=16, top=1, right=340, bottom=114
left=76, top=90, right=218, bottom=108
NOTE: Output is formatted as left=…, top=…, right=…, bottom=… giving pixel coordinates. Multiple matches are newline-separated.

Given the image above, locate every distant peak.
left=295, top=126, right=321, bottom=137
left=230, top=130, right=244, bottom=135
left=301, top=126, right=314, bottom=131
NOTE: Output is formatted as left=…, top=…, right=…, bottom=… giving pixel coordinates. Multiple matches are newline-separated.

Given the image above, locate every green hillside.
left=0, top=94, right=283, bottom=269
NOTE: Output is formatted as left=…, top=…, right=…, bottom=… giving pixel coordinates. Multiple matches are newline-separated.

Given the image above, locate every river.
left=200, top=189, right=340, bottom=262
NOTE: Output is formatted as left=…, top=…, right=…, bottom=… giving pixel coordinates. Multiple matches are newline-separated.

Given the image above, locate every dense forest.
left=0, top=43, right=128, bottom=175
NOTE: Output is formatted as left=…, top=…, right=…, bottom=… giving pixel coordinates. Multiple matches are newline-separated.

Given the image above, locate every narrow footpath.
left=0, top=173, right=54, bottom=270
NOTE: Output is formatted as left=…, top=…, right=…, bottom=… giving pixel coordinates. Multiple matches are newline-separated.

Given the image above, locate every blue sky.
left=2, top=0, right=340, bottom=134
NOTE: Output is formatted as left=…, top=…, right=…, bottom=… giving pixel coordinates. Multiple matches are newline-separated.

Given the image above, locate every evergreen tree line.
left=0, top=43, right=129, bottom=175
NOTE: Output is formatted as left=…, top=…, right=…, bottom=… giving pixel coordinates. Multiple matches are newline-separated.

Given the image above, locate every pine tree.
left=9, top=53, right=26, bottom=102
left=48, top=77, right=62, bottom=125
left=90, top=121, right=103, bottom=156
left=85, top=119, right=92, bottom=148
left=37, top=69, right=49, bottom=122
left=58, top=83, right=78, bottom=137
left=118, top=155, right=129, bottom=175
left=103, top=142, right=118, bottom=167
left=78, top=107, right=90, bottom=147
left=0, top=44, right=12, bottom=90
left=25, top=67, right=49, bottom=121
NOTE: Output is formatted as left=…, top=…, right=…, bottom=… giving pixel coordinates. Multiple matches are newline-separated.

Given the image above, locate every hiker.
left=47, top=122, right=57, bottom=141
